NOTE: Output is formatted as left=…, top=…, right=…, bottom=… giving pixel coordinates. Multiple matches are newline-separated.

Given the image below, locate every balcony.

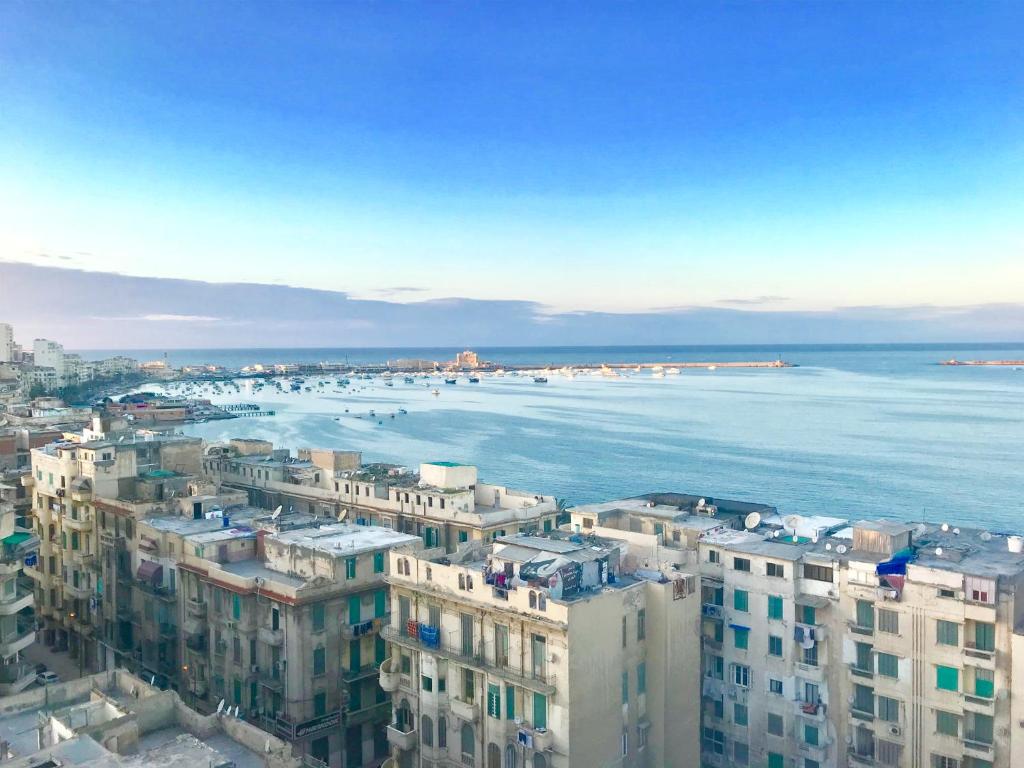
left=258, top=626, right=283, bottom=646
left=964, top=641, right=995, bottom=662
left=63, top=514, right=93, bottom=532
left=379, top=657, right=400, bottom=693
left=185, top=634, right=208, bottom=653
left=20, top=475, right=34, bottom=488
left=342, top=662, right=381, bottom=684
left=847, top=621, right=874, bottom=637
left=385, top=724, right=417, bottom=751
left=794, top=699, right=827, bottom=722
left=259, top=671, right=284, bottom=692
left=963, top=731, right=993, bottom=755
left=0, top=662, right=37, bottom=695
left=0, top=619, right=35, bottom=656
left=381, top=625, right=557, bottom=696
left=449, top=696, right=479, bottom=723
left=0, top=586, right=34, bottom=616
left=847, top=747, right=875, bottom=766
left=187, top=598, right=207, bottom=619
left=517, top=724, right=553, bottom=751
left=68, top=550, right=94, bottom=568
left=63, top=581, right=92, bottom=600
left=795, top=622, right=827, bottom=642
left=99, top=532, right=126, bottom=550
left=22, top=562, right=47, bottom=583
left=135, top=581, right=176, bottom=602
left=345, top=700, right=392, bottom=727
left=341, top=618, right=381, bottom=640
left=702, top=603, right=725, bottom=620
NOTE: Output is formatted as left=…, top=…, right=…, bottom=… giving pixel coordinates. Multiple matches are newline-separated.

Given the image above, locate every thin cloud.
left=716, top=295, right=790, bottom=306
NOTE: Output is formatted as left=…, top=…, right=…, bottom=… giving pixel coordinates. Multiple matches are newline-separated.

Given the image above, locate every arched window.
left=426, top=566, right=432, bottom=581
left=396, top=698, right=411, bottom=730
left=487, top=743, right=501, bottom=768
left=467, top=575, right=473, bottom=590
left=421, top=714, right=434, bottom=747
left=533, top=754, right=547, bottom=768
left=461, top=724, right=475, bottom=760
left=458, top=573, right=466, bottom=590
left=537, top=593, right=546, bottom=611
left=505, top=744, right=517, bottom=767
left=438, top=716, right=448, bottom=749
left=529, top=591, right=537, bottom=609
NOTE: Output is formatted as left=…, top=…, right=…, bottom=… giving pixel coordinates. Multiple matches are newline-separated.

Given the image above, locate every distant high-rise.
left=0, top=323, right=13, bottom=363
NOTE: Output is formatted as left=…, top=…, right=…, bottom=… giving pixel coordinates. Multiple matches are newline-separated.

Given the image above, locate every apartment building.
left=204, top=443, right=561, bottom=551
left=177, top=520, right=421, bottom=768
left=380, top=532, right=700, bottom=768
left=0, top=474, right=38, bottom=695
left=571, top=494, right=1024, bottom=768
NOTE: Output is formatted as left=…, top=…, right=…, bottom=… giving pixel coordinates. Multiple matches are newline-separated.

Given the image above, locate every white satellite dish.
left=271, top=505, right=282, bottom=520
left=773, top=530, right=781, bottom=538
left=217, top=699, right=225, bottom=714
left=744, top=512, right=761, bottom=530
left=980, top=531, right=992, bottom=541
left=697, top=498, right=706, bottom=508
left=150, top=675, right=156, bottom=686
left=935, top=547, right=944, bottom=556
left=784, top=515, right=802, bottom=533
left=234, top=705, right=241, bottom=717
left=836, top=544, right=848, bottom=554
left=953, top=528, right=960, bottom=535
left=825, top=543, right=832, bottom=551
left=941, top=523, right=949, bottom=532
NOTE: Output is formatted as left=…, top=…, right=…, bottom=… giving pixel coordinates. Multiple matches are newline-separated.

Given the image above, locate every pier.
left=939, top=360, right=1024, bottom=367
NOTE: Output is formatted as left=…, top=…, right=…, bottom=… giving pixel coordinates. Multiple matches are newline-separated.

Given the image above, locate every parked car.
left=36, top=671, right=60, bottom=686
left=33, top=663, right=47, bottom=675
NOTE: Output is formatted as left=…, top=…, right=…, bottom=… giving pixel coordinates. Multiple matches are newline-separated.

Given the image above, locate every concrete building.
left=204, top=444, right=561, bottom=552
left=0, top=668, right=300, bottom=768
left=0, top=474, right=38, bottom=695
left=0, top=322, right=13, bottom=363
left=176, top=521, right=421, bottom=767
left=32, top=339, right=66, bottom=384
left=380, top=532, right=700, bottom=768
left=571, top=494, right=1024, bottom=768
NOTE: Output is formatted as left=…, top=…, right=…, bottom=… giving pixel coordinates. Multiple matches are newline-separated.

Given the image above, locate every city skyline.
left=2, top=2, right=1022, bottom=324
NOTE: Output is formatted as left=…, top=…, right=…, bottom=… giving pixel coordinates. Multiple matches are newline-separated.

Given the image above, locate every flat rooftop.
left=270, top=522, right=420, bottom=556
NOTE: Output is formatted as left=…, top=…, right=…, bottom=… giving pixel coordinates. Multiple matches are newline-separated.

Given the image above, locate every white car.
left=36, top=671, right=60, bottom=686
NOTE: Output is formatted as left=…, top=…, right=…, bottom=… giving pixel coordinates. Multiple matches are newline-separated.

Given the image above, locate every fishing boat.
left=534, top=376, right=548, bottom=383
left=431, top=388, right=440, bottom=396
left=398, top=408, right=408, bottom=414
left=404, top=376, right=415, bottom=384
left=468, top=376, right=480, bottom=383
left=445, top=378, right=457, bottom=385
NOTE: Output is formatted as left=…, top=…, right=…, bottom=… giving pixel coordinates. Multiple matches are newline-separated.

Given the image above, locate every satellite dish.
left=744, top=512, right=761, bottom=530
left=784, top=515, right=802, bottom=533
left=980, top=531, right=992, bottom=541
left=836, top=544, right=848, bottom=554
left=941, top=523, right=950, bottom=532
left=697, top=498, right=706, bottom=508
left=953, top=528, right=960, bottom=535
left=234, top=705, right=241, bottom=717
left=773, top=530, right=781, bottom=538
left=825, top=543, right=832, bottom=551
left=935, top=547, right=943, bottom=556
left=217, top=699, right=225, bottom=714
left=150, top=675, right=156, bottom=686
left=271, top=505, right=282, bottom=520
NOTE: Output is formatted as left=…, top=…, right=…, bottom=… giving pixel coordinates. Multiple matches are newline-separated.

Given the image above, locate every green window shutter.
left=936, top=665, right=959, bottom=691
left=802, top=605, right=816, bottom=625
left=233, top=678, right=242, bottom=705
left=877, top=652, right=899, bottom=678
left=768, top=635, right=782, bottom=656
left=768, top=752, right=784, bottom=768
left=250, top=681, right=258, bottom=708
left=232, top=594, right=241, bottom=620
left=533, top=692, right=547, bottom=730
left=346, top=557, right=356, bottom=579
left=767, top=595, right=783, bottom=620
left=974, top=622, right=995, bottom=652
left=975, top=668, right=994, bottom=698
left=313, top=603, right=326, bottom=631
left=375, top=634, right=385, bottom=664
left=373, top=551, right=385, bottom=573
left=350, top=683, right=362, bottom=711
left=349, top=639, right=361, bottom=671
left=487, top=684, right=501, bottom=718
left=543, top=519, right=552, bottom=532
left=374, top=589, right=386, bottom=618
left=733, top=589, right=748, bottom=612
left=637, top=662, right=646, bottom=694
left=458, top=530, right=468, bottom=543
left=856, top=600, right=874, bottom=629
left=734, top=628, right=749, bottom=650
left=937, top=620, right=959, bottom=645
left=804, top=725, right=819, bottom=746
left=505, top=685, right=515, bottom=719
left=348, top=595, right=360, bottom=624
left=621, top=671, right=629, bottom=703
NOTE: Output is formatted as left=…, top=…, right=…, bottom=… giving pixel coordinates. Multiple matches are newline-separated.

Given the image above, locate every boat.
left=666, top=367, right=680, bottom=375
left=707, top=365, right=717, bottom=371
left=445, top=378, right=457, bottom=385
left=534, top=376, right=548, bottom=383
left=468, top=376, right=480, bottom=383
left=398, top=408, right=408, bottom=414
left=404, top=377, right=415, bottom=384
left=431, top=388, right=440, bottom=396
left=385, top=381, right=394, bottom=387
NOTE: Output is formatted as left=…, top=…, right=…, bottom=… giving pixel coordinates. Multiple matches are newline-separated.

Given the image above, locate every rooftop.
left=269, top=522, right=420, bottom=556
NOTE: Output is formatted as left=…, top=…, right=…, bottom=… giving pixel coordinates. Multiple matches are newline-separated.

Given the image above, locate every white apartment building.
left=380, top=532, right=700, bottom=768
left=0, top=323, right=13, bottom=363
left=0, top=481, right=38, bottom=694
left=32, top=339, right=65, bottom=383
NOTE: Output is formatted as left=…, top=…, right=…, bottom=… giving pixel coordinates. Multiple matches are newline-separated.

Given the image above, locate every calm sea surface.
left=87, top=344, right=1024, bottom=531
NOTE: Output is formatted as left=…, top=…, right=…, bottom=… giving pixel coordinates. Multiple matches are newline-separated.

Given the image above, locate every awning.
left=137, top=560, right=163, bottom=586
left=2, top=532, right=31, bottom=547
left=795, top=594, right=831, bottom=609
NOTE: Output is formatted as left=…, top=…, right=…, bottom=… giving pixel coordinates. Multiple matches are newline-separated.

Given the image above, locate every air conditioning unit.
left=250, top=664, right=260, bottom=674
left=888, top=724, right=902, bottom=737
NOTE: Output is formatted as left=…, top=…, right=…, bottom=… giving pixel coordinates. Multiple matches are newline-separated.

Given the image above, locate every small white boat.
left=707, top=365, right=717, bottom=371
left=431, top=388, right=440, bottom=396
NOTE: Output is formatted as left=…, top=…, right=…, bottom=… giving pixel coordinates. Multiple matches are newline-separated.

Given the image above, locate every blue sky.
left=1, top=1, right=1021, bottom=316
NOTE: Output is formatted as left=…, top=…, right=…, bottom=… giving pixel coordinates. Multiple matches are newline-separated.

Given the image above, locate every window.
left=855, top=642, right=873, bottom=672
left=938, top=588, right=956, bottom=598
left=313, top=647, right=325, bottom=677
left=734, top=627, right=749, bottom=650
left=769, top=678, right=783, bottom=695
left=734, top=703, right=748, bottom=726
left=505, top=684, right=515, bottom=720
left=768, top=754, right=784, bottom=768
left=422, top=675, right=433, bottom=692
left=767, top=713, right=783, bottom=736
left=487, top=684, right=501, bottom=718
left=733, top=557, right=750, bottom=572
left=877, top=652, right=899, bottom=678
left=766, top=562, right=784, bottom=578
left=460, top=724, right=475, bottom=760
left=767, top=595, right=783, bottom=620
left=804, top=724, right=819, bottom=746
left=400, top=654, right=411, bottom=674
left=532, top=692, right=547, bottom=729
left=462, top=669, right=474, bottom=702
left=637, top=609, right=646, bottom=641
left=707, top=654, right=724, bottom=680
left=702, top=727, right=724, bottom=754
left=972, top=622, right=995, bottom=652
left=232, top=593, right=241, bottom=620
left=935, top=665, right=959, bottom=692
left=622, top=727, right=629, bottom=756
left=345, top=557, right=356, bottom=579
left=974, top=667, right=994, bottom=698
left=621, top=671, right=628, bottom=703
left=733, top=741, right=749, bottom=766
left=373, top=551, right=385, bottom=573
left=878, top=608, right=899, bottom=634
left=733, top=664, right=750, bottom=687
left=966, top=712, right=993, bottom=745
left=856, top=600, right=875, bottom=629
left=803, top=563, right=833, bottom=582
left=312, top=604, right=325, bottom=632
left=639, top=723, right=649, bottom=751
left=931, top=756, right=959, bottom=768
left=965, top=576, right=995, bottom=605
left=637, top=662, right=646, bottom=694
left=314, top=691, right=326, bottom=716
left=422, top=715, right=434, bottom=747
left=621, top=616, right=627, bottom=647
left=768, top=635, right=782, bottom=656
left=936, top=620, right=959, bottom=646
left=801, top=604, right=816, bottom=625
left=877, top=695, right=900, bottom=722
left=708, top=550, right=720, bottom=563
left=877, top=739, right=902, bottom=767
left=733, top=589, right=749, bottom=612
left=935, top=710, right=959, bottom=737
left=853, top=684, right=874, bottom=715
left=494, top=624, right=509, bottom=668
